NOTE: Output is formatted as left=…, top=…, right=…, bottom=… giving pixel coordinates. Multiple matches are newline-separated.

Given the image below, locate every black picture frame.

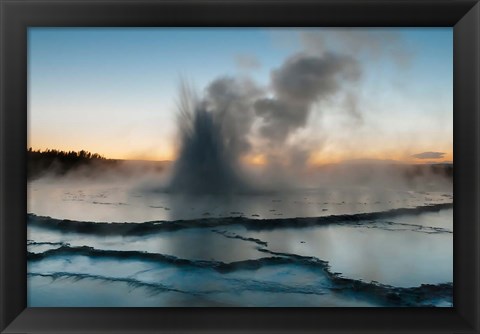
left=1, top=0, right=479, bottom=333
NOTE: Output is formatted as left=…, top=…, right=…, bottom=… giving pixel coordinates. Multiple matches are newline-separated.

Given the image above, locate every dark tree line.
left=28, top=148, right=107, bottom=160
left=28, top=148, right=116, bottom=179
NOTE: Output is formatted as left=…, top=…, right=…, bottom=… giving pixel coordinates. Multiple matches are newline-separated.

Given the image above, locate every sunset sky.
left=28, top=27, right=453, bottom=165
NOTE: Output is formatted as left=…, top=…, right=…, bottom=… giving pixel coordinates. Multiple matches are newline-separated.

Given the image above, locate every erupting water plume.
left=166, top=80, right=257, bottom=194
left=165, top=51, right=364, bottom=195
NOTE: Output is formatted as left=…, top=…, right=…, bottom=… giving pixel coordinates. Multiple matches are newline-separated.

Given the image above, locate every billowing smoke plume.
left=163, top=29, right=417, bottom=195
left=167, top=50, right=362, bottom=195
left=255, top=52, right=360, bottom=144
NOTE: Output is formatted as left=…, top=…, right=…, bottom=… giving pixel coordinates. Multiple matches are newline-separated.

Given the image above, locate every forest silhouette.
left=27, top=148, right=116, bottom=179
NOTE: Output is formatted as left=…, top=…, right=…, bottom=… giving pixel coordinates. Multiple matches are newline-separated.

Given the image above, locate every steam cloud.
left=255, top=52, right=360, bottom=144
left=167, top=50, right=362, bottom=194
left=165, top=30, right=423, bottom=195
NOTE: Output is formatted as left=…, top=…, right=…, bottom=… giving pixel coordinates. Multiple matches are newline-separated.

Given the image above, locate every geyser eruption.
left=167, top=79, right=260, bottom=195
left=168, top=103, right=241, bottom=194
left=167, top=51, right=362, bottom=195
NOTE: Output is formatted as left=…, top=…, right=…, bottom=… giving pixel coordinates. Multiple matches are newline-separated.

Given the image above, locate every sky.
left=28, top=27, right=453, bottom=164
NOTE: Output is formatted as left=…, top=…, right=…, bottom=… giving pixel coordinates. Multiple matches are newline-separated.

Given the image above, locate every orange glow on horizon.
left=307, top=150, right=453, bottom=166
left=28, top=145, right=453, bottom=165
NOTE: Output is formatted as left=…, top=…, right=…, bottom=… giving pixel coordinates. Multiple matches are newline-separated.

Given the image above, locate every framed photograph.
left=1, top=0, right=479, bottom=333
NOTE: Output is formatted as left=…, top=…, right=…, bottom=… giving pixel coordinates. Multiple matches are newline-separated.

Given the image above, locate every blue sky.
left=28, top=27, right=452, bottom=163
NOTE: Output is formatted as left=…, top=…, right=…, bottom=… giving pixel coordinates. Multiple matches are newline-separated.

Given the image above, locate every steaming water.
left=28, top=179, right=452, bottom=222
left=27, top=178, right=453, bottom=307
